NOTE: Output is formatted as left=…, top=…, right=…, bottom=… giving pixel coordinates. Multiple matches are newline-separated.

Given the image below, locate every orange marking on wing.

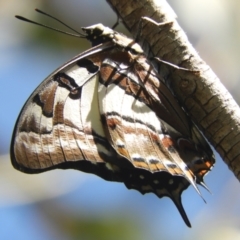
left=162, top=136, right=176, bottom=149
left=116, top=147, right=131, bottom=160
left=106, top=117, right=119, bottom=130
left=191, top=159, right=213, bottom=179
left=133, top=161, right=149, bottom=169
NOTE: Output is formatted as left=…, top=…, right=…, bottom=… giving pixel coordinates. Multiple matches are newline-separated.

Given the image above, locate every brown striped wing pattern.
left=11, top=24, right=215, bottom=227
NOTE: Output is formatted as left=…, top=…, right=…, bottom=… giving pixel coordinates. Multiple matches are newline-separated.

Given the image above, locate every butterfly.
left=11, top=12, right=215, bottom=227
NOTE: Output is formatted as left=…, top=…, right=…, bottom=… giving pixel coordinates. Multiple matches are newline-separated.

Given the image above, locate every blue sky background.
left=1, top=0, right=240, bottom=239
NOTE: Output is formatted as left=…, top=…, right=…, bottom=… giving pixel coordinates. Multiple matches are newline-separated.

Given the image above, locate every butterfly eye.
left=83, top=27, right=103, bottom=38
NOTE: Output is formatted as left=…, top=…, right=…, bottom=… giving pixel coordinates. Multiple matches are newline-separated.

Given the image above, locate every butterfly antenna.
left=35, top=9, right=82, bottom=35
left=15, top=9, right=85, bottom=38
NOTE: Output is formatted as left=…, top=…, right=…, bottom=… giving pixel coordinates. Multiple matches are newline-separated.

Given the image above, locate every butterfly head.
left=82, top=24, right=115, bottom=46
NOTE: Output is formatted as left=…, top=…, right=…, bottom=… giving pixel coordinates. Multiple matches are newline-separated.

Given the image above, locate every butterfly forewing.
left=11, top=45, right=114, bottom=172
left=11, top=23, right=214, bottom=227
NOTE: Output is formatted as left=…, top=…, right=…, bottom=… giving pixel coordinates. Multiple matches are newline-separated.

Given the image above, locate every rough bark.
left=106, top=0, right=240, bottom=180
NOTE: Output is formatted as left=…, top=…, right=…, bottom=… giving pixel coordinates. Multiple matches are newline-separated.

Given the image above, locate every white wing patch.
left=65, top=63, right=96, bottom=86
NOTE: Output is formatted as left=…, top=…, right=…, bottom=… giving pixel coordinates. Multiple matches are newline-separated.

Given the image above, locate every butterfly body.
left=11, top=23, right=214, bottom=227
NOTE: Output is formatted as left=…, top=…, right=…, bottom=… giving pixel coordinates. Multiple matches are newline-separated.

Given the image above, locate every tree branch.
left=106, top=0, right=240, bottom=180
